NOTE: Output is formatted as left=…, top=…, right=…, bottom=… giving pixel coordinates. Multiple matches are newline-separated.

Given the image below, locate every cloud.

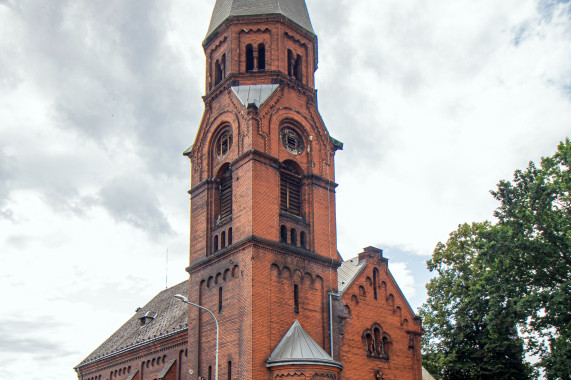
left=98, top=175, right=173, bottom=237
left=0, top=318, right=76, bottom=358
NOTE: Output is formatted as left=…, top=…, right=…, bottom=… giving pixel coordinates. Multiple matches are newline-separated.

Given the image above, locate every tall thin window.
left=221, top=231, right=226, bottom=249
left=213, top=235, right=219, bottom=252
left=280, top=225, right=287, bottom=243
left=219, top=287, right=223, bottom=313
left=228, top=227, right=232, bottom=245
left=290, top=228, right=297, bottom=246
left=257, top=43, right=266, bottom=70
left=208, top=366, right=212, bottom=380
left=300, top=231, right=306, bottom=248
left=294, top=284, right=299, bottom=314
left=214, top=59, right=222, bottom=86
left=220, top=166, right=232, bottom=219
left=228, top=361, right=232, bottom=380
left=373, top=268, right=379, bottom=300
left=280, top=162, right=301, bottom=216
left=246, top=44, right=254, bottom=71
left=294, top=54, right=302, bottom=81
left=287, top=49, right=294, bottom=77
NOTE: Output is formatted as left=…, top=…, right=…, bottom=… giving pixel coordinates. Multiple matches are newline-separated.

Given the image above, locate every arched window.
left=290, top=228, right=297, bottom=246
left=213, top=235, right=219, bottom=252
left=280, top=162, right=301, bottom=216
left=280, top=225, right=287, bottom=243
left=221, top=231, right=226, bottom=249
left=228, top=227, right=233, bottom=245
left=214, top=59, right=222, bottom=86
left=246, top=44, right=254, bottom=71
left=257, top=43, right=266, bottom=70
left=294, top=54, right=302, bottom=81
left=300, top=231, right=306, bottom=248
left=382, top=335, right=390, bottom=358
left=228, top=361, right=232, bottom=380
left=294, top=284, right=300, bottom=313
left=373, top=267, right=379, bottom=300
left=374, top=328, right=381, bottom=356
left=208, top=366, right=212, bottom=380
left=287, top=49, right=294, bottom=77
left=220, top=166, right=232, bottom=219
left=365, top=333, right=374, bottom=355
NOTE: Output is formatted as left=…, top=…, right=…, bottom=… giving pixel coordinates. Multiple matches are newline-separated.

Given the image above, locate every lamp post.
left=174, top=294, right=219, bottom=380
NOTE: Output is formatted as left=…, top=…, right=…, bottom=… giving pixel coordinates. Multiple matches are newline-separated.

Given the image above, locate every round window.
left=215, top=129, right=232, bottom=158
left=280, top=127, right=304, bottom=155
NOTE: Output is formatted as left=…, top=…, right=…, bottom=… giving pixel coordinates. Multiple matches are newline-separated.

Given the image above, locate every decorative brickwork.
left=76, top=2, right=424, bottom=380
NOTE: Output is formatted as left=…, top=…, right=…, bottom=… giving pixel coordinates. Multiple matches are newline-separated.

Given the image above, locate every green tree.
left=420, top=223, right=530, bottom=380
left=421, top=139, right=570, bottom=379
left=487, top=138, right=570, bottom=379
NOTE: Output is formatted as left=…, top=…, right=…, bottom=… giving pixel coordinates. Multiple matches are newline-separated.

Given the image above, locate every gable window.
left=280, top=162, right=301, bottom=216
left=363, top=324, right=390, bottom=360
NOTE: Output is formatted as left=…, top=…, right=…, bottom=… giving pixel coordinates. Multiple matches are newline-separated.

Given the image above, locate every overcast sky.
left=1, top=0, right=570, bottom=379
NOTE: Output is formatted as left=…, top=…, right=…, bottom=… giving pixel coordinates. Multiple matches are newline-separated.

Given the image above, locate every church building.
left=75, top=1, right=424, bottom=379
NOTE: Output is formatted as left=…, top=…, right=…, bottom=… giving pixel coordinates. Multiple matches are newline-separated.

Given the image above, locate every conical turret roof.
left=206, top=0, right=314, bottom=38
left=267, top=320, right=343, bottom=369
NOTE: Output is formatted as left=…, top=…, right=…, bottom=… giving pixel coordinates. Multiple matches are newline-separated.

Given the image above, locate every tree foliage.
left=420, top=139, right=570, bottom=380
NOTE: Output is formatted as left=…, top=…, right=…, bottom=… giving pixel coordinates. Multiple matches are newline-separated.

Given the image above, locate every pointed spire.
left=267, top=320, right=343, bottom=369
left=206, top=0, right=314, bottom=38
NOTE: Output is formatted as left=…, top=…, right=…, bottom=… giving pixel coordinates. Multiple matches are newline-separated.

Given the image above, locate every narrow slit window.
left=280, top=225, right=287, bottom=243
left=300, top=231, right=306, bottom=248
left=221, top=231, right=226, bottom=249
left=246, top=44, right=254, bottom=71
left=290, top=228, right=297, bottom=246
left=373, top=268, right=379, bottom=300
left=257, top=43, right=266, bottom=70
left=294, top=54, right=302, bottom=81
left=208, top=366, right=212, bottom=380
left=294, top=284, right=299, bottom=314
left=228, top=227, right=232, bottom=245
left=287, top=49, right=293, bottom=77
left=213, top=235, right=219, bottom=253
left=228, top=361, right=232, bottom=380
left=214, top=59, right=222, bottom=86
left=219, top=287, right=223, bottom=313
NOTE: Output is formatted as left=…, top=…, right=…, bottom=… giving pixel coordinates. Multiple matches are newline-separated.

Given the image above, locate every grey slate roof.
left=267, top=320, right=343, bottom=368
left=231, top=84, right=279, bottom=108
left=337, top=257, right=366, bottom=293
left=206, top=0, right=314, bottom=38
left=77, top=280, right=189, bottom=367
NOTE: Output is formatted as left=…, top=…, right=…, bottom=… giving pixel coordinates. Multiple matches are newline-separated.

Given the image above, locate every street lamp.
left=174, top=294, right=219, bottom=380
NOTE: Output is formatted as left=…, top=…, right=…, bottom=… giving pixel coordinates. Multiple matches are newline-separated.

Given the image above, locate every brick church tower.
left=74, top=1, right=425, bottom=379
left=183, top=0, right=344, bottom=378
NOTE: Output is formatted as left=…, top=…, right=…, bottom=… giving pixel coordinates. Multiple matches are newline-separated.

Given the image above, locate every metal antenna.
left=165, top=248, right=169, bottom=289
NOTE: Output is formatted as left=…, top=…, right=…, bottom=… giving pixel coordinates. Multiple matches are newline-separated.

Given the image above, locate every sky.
left=0, top=0, right=570, bottom=379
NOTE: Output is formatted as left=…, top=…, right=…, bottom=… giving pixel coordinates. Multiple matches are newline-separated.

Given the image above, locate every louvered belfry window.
left=220, top=167, right=232, bottom=219
left=280, top=163, right=301, bottom=216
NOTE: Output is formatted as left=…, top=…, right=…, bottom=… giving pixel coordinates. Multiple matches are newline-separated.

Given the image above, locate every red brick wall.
left=78, top=333, right=189, bottom=380
left=336, top=255, right=423, bottom=380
